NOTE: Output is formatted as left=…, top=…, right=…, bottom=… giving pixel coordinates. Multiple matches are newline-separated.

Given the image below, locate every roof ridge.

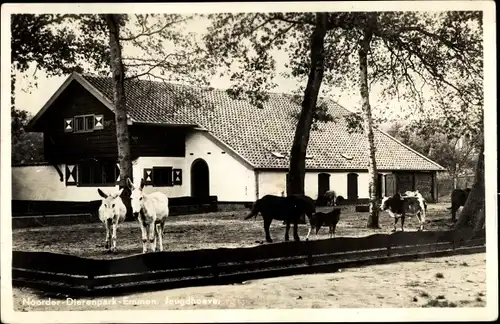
left=80, top=73, right=354, bottom=111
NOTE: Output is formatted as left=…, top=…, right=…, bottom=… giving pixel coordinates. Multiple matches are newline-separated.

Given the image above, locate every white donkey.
left=127, top=178, right=169, bottom=253
left=97, top=188, right=127, bottom=253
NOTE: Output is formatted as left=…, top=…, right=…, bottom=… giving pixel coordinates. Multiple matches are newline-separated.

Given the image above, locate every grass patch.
left=406, top=281, right=422, bottom=288
left=419, top=291, right=430, bottom=298
left=436, top=295, right=446, bottom=300
left=435, top=272, right=444, bottom=279
left=460, top=262, right=469, bottom=267
left=423, top=299, right=458, bottom=308
left=476, top=297, right=483, bottom=302
left=478, top=292, right=485, bottom=297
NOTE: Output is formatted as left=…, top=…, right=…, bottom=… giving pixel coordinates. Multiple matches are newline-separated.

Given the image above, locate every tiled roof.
left=81, top=74, right=445, bottom=171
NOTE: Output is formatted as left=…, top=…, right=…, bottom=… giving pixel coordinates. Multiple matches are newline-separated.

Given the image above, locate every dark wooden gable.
left=35, top=80, right=188, bottom=164
left=38, top=81, right=118, bottom=163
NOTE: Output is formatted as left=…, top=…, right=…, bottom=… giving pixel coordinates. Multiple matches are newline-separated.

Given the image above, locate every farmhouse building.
left=12, top=72, right=445, bottom=206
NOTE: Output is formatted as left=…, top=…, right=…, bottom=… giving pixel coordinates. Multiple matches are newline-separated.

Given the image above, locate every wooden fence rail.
left=12, top=228, right=486, bottom=297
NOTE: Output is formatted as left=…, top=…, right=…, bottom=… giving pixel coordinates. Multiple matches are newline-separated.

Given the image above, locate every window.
left=86, top=115, right=94, bottom=131
left=152, top=167, right=173, bottom=187
left=74, top=114, right=95, bottom=133
left=74, top=116, right=85, bottom=132
left=77, top=160, right=117, bottom=186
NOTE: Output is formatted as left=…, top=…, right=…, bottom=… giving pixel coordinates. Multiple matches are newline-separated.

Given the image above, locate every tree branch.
left=119, top=16, right=191, bottom=41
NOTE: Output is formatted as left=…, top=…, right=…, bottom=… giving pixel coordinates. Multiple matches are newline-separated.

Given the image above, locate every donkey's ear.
left=140, top=178, right=146, bottom=190
left=126, top=178, right=134, bottom=189
left=97, top=189, right=108, bottom=198
left=116, top=188, right=124, bottom=197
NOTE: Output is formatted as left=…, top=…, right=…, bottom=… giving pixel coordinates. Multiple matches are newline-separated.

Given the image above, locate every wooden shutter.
left=115, top=163, right=120, bottom=185
left=64, top=118, right=73, bottom=132
left=94, top=115, right=104, bottom=130
left=173, top=169, right=182, bottom=185
left=144, top=168, right=153, bottom=185
left=65, top=164, right=77, bottom=186
left=165, top=167, right=173, bottom=187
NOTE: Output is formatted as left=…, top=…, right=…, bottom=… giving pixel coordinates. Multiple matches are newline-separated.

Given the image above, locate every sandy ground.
left=11, top=203, right=456, bottom=259
left=12, top=253, right=486, bottom=311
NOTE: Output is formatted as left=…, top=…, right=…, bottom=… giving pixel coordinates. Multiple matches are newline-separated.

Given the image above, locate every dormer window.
left=271, top=152, right=285, bottom=158
left=341, top=153, right=353, bottom=160
left=305, top=154, right=313, bottom=159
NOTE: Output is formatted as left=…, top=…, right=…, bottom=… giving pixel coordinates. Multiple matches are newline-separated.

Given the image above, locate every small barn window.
left=77, top=160, right=117, bottom=186
left=152, top=167, right=173, bottom=187
left=74, top=114, right=97, bottom=133
left=86, top=115, right=95, bottom=131
left=74, top=116, right=85, bottom=132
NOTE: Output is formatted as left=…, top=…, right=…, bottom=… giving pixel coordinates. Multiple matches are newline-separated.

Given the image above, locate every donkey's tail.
left=244, top=200, right=260, bottom=220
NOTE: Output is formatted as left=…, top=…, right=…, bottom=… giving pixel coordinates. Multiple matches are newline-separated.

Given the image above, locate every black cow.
left=380, top=193, right=427, bottom=232
left=305, top=207, right=342, bottom=240
left=448, top=188, right=471, bottom=222
left=245, top=194, right=316, bottom=243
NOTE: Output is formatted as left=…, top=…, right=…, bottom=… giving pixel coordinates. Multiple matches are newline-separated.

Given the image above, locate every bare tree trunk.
left=105, top=14, right=133, bottom=219
left=289, top=13, right=328, bottom=195
left=358, top=26, right=379, bottom=229
left=454, top=143, right=485, bottom=235
left=453, top=173, right=458, bottom=189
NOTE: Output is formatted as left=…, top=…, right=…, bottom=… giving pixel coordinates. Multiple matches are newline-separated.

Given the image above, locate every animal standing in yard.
left=323, top=190, right=338, bottom=206
left=380, top=192, right=427, bottom=232
left=403, top=190, right=427, bottom=222
left=127, top=178, right=169, bottom=253
left=447, top=188, right=471, bottom=222
left=245, top=194, right=316, bottom=243
left=97, top=188, right=127, bottom=253
left=305, top=207, right=342, bottom=240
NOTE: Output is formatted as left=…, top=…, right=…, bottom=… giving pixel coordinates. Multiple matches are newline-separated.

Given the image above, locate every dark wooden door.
left=347, top=173, right=358, bottom=202
left=317, top=173, right=330, bottom=206
left=191, top=159, right=209, bottom=202
left=385, top=174, right=396, bottom=197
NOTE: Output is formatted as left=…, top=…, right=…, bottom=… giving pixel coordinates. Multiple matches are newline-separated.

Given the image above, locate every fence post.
left=212, top=251, right=219, bottom=280
left=307, top=241, right=313, bottom=266
left=86, top=259, right=95, bottom=294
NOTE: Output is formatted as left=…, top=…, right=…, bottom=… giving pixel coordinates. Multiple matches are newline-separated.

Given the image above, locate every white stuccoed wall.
left=11, top=164, right=117, bottom=201
left=184, top=131, right=256, bottom=202
left=257, top=170, right=370, bottom=200
left=132, top=130, right=256, bottom=202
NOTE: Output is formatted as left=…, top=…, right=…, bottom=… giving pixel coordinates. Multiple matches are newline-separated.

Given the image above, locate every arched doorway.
left=347, top=173, right=359, bottom=202
left=317, top=173, right=331, bottom=206
left=191, top=159, right=209, bottom=202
